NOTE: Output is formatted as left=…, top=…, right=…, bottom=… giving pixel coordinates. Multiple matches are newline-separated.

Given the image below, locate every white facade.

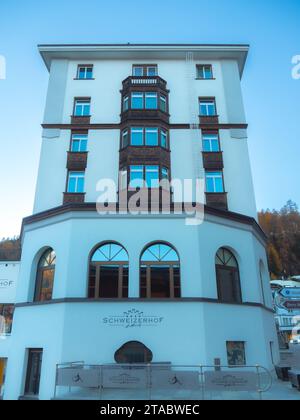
left=0, top=261, right=19, bottom=398
left=4, top=45, right=279, bottom=400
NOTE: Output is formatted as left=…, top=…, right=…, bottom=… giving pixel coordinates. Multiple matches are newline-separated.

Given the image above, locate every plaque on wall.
left=204, top=371, right=258, bottom=392
left=102, top=365, right=148, bottom=389
left=151, top=370, right=200, bottom=390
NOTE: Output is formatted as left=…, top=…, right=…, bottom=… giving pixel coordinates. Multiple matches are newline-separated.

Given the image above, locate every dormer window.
left=132, top=65, right=158, bottom=76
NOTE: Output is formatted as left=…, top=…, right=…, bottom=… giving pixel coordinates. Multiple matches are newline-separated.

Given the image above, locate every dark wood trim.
left=42, top=123, right=248, bottom=130
left=206, top=192, right=228, bottom=211
left=20, top=202, right=267, bottom=242
left=202, top=152, right=223, bottom=169
left=63, top=192, right=85, bottom=204
left=66, top=152, right=88, bottom=170
left=14, top=297, right=274, bottom=313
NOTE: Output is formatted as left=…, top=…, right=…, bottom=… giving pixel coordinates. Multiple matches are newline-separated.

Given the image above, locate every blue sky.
left=0, top=0, right=299, bottom=237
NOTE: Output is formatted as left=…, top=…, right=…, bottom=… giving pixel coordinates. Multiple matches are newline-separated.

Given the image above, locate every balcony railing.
left=206, top=192, right=228, bottom=211
left=122, top=76, right=167, bottom=91
left=202, top=152, right=223, bottom=170
left=67, top=152, right=88, bottom=170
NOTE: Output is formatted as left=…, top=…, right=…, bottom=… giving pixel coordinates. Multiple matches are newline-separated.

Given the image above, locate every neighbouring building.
left=0, top=261, right=19, bottom=398
left=4, top=44, right=279, bottom=400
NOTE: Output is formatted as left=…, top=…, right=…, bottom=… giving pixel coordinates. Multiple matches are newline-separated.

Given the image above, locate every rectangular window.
left=159, top=94, right=167, bottom=112
left=145, top=92, right=157, bottom=109
left=129, top=166, right=144, bottom=188
left=0, top=304, right=14, bottom=334
left=161, top=129, right=168, bottom=148
left=197, top=64, right=213, bottom=79
left=131, top=127, right=144, bottom=146
left=131, top=92, right=144, bottom=109
left=24, top=349, right=43, bottom=396
left=199, top=99, right=216, bottom=116
left=145, top=165, right=159, bottom=188
left=123, top=96, right=129, bottom=111
left=145, top=128, right=158, bottom=146
left=202, top=133, right=220, bottom=152
left=121, top=130, right=129, bottom=148
left=132, top=66, right=144, bottom=76
left=77, top=65, right=93, bottom=79
left=205, top=171, right=224, bottom=193
left=74, top=99, right=90, bottom=116
left=71, top=133, right=88, bottom=152
left=226, top=341, right=246, bottom=366
left=147, top=66, right=157, bottom=76
left=67, top=171, right=85, bottom=193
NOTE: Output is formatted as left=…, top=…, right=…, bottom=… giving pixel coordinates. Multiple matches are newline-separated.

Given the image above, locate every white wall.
left=33, top=56, right=257, bottom=218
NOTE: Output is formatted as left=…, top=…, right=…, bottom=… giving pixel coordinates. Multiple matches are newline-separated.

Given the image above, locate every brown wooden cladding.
left=67, top=152, right=88, bottom=170
left=121, top=109, right=170, bottom=124
left=202, top=152, right=224, bottom=169
left=119, top=146, right=170, bottom=168
left=122, top=76, right=168, bottom=92
left=71, top=116, right=91, bottom=125
left=200, top=115, right=219, bottom=125
left=63, top=193, right=85, bottom=204
left=206, top=192, right=228, bottom=211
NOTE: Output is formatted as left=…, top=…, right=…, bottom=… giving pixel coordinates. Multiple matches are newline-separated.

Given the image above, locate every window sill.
left=195, top=78, right=216, bottom=80
left=73, top=78, right=95, bottom=80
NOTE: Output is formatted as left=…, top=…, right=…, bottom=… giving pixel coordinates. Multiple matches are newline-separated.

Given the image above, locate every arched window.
left=140, top=242, right=180, bottom=298
left=34, top=248, right=56, bottom=302
left=114, top=341, right=153, bottom=364
left=215, top=247, right=242, bottom=303
left=88, top=242, right=128, bottom=298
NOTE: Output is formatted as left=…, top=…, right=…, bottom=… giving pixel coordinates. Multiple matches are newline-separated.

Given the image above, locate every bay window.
left=121, top=127, right=168, bottom=148
left=129, top=165, right=169, bottom=188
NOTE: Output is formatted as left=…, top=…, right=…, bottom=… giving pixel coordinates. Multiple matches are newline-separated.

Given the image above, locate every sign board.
left=204, top=371, right=258, bottom=392
left=102, top=308, right=164, bottom=328
left=0, top=262, right=19, bottom=302
left=283, top=300, right=300, bottom=310
left=279, top=288, right=300, bottom=299
left=56, top=367, right=100, bottom=388
left=279, top=351, right=300, bottom=368
left=151, top=370, right=200, bottom=390
left=102, top=365, right=148, bottom=389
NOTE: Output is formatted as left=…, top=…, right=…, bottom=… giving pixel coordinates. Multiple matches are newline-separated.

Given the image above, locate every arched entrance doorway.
left=114, top=341, right=153, bottom=364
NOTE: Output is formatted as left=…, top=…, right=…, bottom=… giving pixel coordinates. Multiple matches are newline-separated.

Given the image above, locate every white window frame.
left=67, top=171, right=85, bottom=193
left=77, top=65, right=93, bottom=79
left=71, top=134, right=88, bottom=152
left=74, top=99, right=91, bottom=117
left=202, top=133, right=220, bottom=152
left=205, top=171, right=224, bottom=193
left=199, top=100, right=216, bottom=116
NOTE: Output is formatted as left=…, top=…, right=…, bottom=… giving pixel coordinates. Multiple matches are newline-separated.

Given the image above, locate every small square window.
left=67, top=171, right=85, bottom=193
left=197, top=65, right=213, bottom=79
left=205, top=171, right=224, bottom=193
left=202, top=133, right=220, bottom=152
left=77, top=65, right=93, bottom=79
left=199, top=99, right=216, bottom=116
left=71, top=134, right=88, bottom=152
left=133, top=66, right=144, bottom=76
left=74, top=99, right=91, bottom=116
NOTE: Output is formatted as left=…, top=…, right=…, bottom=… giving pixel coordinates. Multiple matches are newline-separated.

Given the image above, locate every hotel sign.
left=102, top=308, right=164, bottom=328
left=204, top=371, right=258, bottom=392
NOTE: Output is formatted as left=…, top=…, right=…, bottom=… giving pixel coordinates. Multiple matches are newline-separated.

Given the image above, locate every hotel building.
left=3, top=44, right=278, bottom=399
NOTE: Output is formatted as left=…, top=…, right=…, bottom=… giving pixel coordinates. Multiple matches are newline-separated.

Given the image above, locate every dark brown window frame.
left=126, top=164, right=171, bottom=191
left=215, top=248, right=242, bottom=304
left=120, top=126, right=169, bottom=149
left=34, top=249, right=56, bottom=303
left=140, top=243, right=181, bottom=299
left=88, top=243, right=129, bottom=299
